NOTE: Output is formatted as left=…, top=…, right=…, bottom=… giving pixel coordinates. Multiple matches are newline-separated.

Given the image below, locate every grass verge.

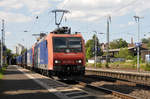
left=0, top=67, right=6, bottom=79
left=86, top=62, right=150, bottom=71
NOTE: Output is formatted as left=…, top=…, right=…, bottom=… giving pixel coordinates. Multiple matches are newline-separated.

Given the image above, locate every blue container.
left=17, top=55, right=22, bottom=65
left=27, top=48, right=32, bottom=66
left=34, top=40, right=48, bottom=69
left=22, top=51, right=27, bottom=65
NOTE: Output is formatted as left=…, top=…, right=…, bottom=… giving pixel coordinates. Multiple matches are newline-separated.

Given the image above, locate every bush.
left=85, top=63, right=88, bottom=67
left=0, top=67, right=6, bottom=79
left=91, top=63, right=102, bottom=68
left=96, top=63, right=102, bottom=68
left=105, top=63, right=109, bottom=68
left=145, top=63, right=150, bottom=71
left=127, top=55, right=133, bottom=60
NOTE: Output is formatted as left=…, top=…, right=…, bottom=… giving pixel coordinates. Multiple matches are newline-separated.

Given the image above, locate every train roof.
left=48, top=33, right=83, bottom=37
left=31, top=27, right=84, bottom=48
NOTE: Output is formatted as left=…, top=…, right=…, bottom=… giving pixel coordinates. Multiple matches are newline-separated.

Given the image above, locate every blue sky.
left=0, top=0, right=150, bottom=53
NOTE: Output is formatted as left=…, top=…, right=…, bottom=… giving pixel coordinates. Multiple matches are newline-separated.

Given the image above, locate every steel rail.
left=85, top=69, right=150, bottom=86
left=78, top=82, right=138, bottom=99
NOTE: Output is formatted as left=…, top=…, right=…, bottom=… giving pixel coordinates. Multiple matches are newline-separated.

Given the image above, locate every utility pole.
left=2, top=20, right=5, bottom=46
left=133, top=16, right=143, bottom=72
left=106, top=15, right=111, bottom=67
left=1, top=19, right=4, bottom=68
left=0, top=39, right=1, bottom=69
left=94, top=31, right=97, bottom=68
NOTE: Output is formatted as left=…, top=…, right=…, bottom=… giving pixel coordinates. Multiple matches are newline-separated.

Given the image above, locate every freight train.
left=16, top=27, right=85, bottom=79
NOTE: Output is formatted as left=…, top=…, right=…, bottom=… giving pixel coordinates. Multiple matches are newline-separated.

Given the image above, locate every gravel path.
left=0, top=65, right=60, bottom=99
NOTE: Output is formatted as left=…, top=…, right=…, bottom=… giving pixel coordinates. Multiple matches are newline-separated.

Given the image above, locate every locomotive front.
left=52, top=34, right=85, bottom=77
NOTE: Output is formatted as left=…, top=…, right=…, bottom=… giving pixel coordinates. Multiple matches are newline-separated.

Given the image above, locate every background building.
left=15, top=44, right=25, bottom=55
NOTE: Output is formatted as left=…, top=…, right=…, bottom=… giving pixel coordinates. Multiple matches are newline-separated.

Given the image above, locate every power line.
left=61, top=0, right=70, bottom=9
left=112, top=0, right=138, bottom=13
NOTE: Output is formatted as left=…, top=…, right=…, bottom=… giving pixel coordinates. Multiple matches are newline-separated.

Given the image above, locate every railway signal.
left=135, top=42, right=142, bottom=47
left=133, top=16, right=144, bottom=72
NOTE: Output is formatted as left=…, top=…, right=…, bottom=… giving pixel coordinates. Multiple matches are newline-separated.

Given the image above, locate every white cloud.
left=58, top=0, right=150, bottom=22
left=0, top=0, right=149, bottom=23
left=0, top=0, right=51, bottom=23
left=119, top=21, right=135, bottom=28
left=0, top=0, right=24, bottom=9
left=128, top=21, right=135, bottom=26
left=5, top=31, right=11, bottom=36
left=119, top=24, right=126, bottom=28
left=0, top=0, right=50, bottom=14
left=69, top=11, right=86, bottom=18
left=22, top=0, right=50, bottom=15
left=0, top=11, right=32, bottom=23
left=10, top=3, right=24, bottom=9
left=134, top=0, right=150, bottom=15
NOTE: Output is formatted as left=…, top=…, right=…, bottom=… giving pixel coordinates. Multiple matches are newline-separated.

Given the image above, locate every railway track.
left=63, top=76, right=138, bottom=99
left=84, top=68, right=150, bottom=99
left=17, top=65, right=150, bottom=99
left=86, top=68, right=150, bottom=86
left=78, top=82, right=137, bottom=99
left=72, top=75, right=150, bottom=99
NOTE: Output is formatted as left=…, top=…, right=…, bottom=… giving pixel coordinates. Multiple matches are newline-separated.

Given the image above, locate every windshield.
left=53, top=37, right=67, bottom=48
left=53, top=37, right=82, bottom=52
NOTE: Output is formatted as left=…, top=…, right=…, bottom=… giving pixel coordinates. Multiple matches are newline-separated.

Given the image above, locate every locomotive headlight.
left=54, top=60, right=61, bottom=64
left=76, top=60, right=82, bottom=63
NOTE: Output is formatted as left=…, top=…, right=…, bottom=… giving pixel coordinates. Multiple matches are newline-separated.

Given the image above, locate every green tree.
left=86, top=47, right=93, bottom=59
left=85, top=39, right=93, bottom=48
left=142, top=38, right=150, bottom=49
left=110, top=38, right=128, bottom=49
left=115, top=48, right=133, bottom=59
left=21, top=48, right=27, bottom=54
left=6, top=49, right=12, bottom=57
left=142, top=38, right=149, bottom=44
left=5, top=48, right=15, bottom=65
left=85, top=34, right=103, bottom=60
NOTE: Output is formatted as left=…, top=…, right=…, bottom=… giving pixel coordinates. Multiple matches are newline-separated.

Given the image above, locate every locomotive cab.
left=50, top=27, right=85, bottom=77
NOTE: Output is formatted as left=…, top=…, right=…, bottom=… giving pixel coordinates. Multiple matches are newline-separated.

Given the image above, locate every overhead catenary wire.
left=61, top=0, right=70, bottom=9
left=55, top=0, right=141, bottom=43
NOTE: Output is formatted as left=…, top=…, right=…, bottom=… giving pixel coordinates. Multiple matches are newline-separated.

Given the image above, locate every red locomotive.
left=32, top=27, right=85, bottom=79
